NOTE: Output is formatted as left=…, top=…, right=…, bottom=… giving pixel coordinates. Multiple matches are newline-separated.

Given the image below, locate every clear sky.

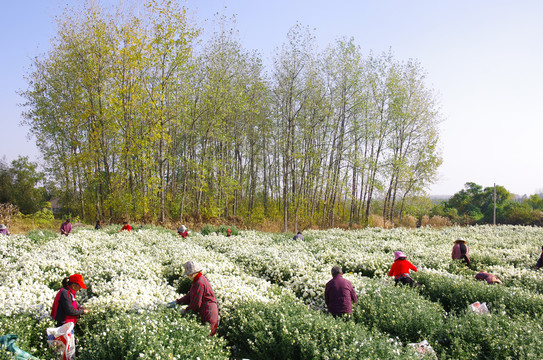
left=2, top=0, right=542, bottom=196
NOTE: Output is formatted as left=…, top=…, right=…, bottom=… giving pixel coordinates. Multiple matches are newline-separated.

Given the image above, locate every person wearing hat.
left=172, top=261, right=219, bottom=336
left=60, top=219, right=72, bottom=236
left=0, top=224, right=9, bottom=235
left=475, top=270, right=503, bottom=285
left=50, top=274, right=89, bottom=359
left=51, top=274, right=89, bottom=327
left=226, top=229, right=232, bottom=237
left=178, top=225, right=188, bottom=238
left=324, top=265, right=357, bottom=317
left=388, top=251, right=418, bottom=286
left=452, top=237, right=471, bottom=267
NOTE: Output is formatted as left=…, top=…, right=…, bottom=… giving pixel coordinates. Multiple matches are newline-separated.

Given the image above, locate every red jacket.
left=388, top=259, right=418, bottom=279
left=121, top=224, right=132, bottom=231
left=177, top=273, right=218, bottom=328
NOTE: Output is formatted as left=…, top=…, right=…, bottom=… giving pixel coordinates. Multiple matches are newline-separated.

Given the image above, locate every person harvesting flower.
left=452, top=237, right=471, bottom=267
left=120, top=221, right=132, bottom=232
left=60, top=219, right=72, bottom=236
left=324, top=265, right=357, bottom=317
left=388, top=251, right=418, bottom=287
left=50, top=274, right=90, bottom=359
left=170, top=261, right=219, bottom=336
left=177, top=225, right=188, bottom=238
left=51, top=274, right=89, bottom=326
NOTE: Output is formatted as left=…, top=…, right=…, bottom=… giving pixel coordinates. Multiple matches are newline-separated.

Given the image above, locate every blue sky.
left=2, top=0, right=542, bottom=196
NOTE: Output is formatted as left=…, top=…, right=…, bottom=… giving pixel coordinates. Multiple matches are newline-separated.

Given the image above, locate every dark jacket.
left=51, top=287, right=84, bottom=327
left=324, top=275, right=357, bottom=315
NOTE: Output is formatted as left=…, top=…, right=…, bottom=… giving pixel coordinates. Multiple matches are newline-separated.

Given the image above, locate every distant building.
left=49, top=197, right=62, bottom=214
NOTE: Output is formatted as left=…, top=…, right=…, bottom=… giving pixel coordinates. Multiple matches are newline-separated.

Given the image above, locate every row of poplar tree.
left=21, top=0, right=442, bottom=231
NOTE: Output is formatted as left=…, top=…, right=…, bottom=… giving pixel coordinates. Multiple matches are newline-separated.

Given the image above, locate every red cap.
left=69, top=274, right=87, bottom=289
left=227, top=229, right=231, bottom=232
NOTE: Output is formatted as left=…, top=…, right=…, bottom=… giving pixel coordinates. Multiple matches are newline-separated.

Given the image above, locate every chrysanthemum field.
left=1, top=225, right=542, bottom=359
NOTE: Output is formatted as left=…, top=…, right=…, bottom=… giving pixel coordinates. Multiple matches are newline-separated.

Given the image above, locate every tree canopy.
left=20, top=0, right=442, bottom=229
left=438, top=182, right=543, bottom=225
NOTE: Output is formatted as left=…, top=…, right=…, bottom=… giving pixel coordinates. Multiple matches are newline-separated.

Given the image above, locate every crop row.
left=1, top=226, right=543, bottom=359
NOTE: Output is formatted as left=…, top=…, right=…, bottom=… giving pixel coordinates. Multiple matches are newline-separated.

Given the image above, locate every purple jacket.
left=452, top=243, right=469, bottom=260
left=325, top=275, right=357, bottom=315
left=0, top=228, right=9, bottom=235
left=60, top=222, right=72, bottom=235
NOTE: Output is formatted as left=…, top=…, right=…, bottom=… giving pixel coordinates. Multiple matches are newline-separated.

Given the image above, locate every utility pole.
left=493, top=183, right=497, bottom=225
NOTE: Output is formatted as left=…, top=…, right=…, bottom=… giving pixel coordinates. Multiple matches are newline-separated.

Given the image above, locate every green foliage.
left=30, top=207, right=55, bottom=227
left=501, top=201, right=542, bottom=225
left=353, top=281, right=446, bottom=343
left=25, top=229, right=58, bottom=244
left=414, top=271, right=543, bottom=317
left=0, top=157, right=49, bottom=214
left=20, top=1, right=442, bottom=228
left=200, top=224, right=239, bottom=236
left=200, top=224, right=215, bottom=236
left=78, top=308, right=229, bottom=360
left=176, top=276, right=193, bottom=294
left=216, top=224, right=239, bottom=236
left=438, top=182, right=543, bottom=225
left=523, top=194, right=543, bottom=210
left=222, top=297, right=420, bottom=360
left=433, top=312, right=543, bottom=360
left=0, top=314, right=56, bottom=360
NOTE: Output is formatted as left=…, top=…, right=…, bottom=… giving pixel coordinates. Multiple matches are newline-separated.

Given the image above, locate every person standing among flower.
left=178, top=225, right=188, bottom=238
left=51, top=274, right=89, bottom=326
left=226, top=228, right=232, bottom=237
left=120, top=221, right=132, bottom=232
left=388, top=251, right=418, bottom=286
left=50, top=274, right=89, bottom=360
left=0, top=224, right=10, bottom=235
left=172, top=261, right=219, bottom=336
left=60, top=219, right=72, bottom=236
left=94, top=220, right=102, bottom=230
left=324, top=265, right=357, bottom=317
left=293, top=231, right=304, bottom=241
left=452, top=237, right=471, bottom=267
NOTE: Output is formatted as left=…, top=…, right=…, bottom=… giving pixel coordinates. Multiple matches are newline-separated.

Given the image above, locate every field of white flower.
left=1, top=225, right=542, bottom=359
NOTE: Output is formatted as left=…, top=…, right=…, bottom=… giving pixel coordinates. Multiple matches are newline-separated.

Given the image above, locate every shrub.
left=25, top=229, right=58, bottom=245
left=433, top=312, right=543, bottom=359
left=31, top=208, right=55, bottom=227
left=222, top=297, right=421, bottom=360
left=421, top=215, right=452, bottom=228
left=200, top=224, right=215, bottom=236
left=414, top=271, right=543, bottom=317
left=78, top=308, right=229, bottom=360
left=399, top=214, right=418, bottom=228
left=353, top=281, right=446, bottom=343
left=216, top=224, right=239, bottom=236
left=0, top=203, right=18, bottom=226
left=0, top=314, right=56, bottom=360
left=201, top=224, right=240, bottom=236
left=369, top=214, right=394, bottom=229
